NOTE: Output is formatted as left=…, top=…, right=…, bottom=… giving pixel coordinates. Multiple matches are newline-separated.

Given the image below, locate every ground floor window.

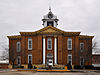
left=68, top=54, right=72, bottom=65
left=17, top=56, right=21, bottom=65
left=28, top=54, right=32, bottom=64
left=80, top=57, right=84, bottom=66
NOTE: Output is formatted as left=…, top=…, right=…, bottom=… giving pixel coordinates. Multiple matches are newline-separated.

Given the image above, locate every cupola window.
left=47, top=21, right=54, bottom=26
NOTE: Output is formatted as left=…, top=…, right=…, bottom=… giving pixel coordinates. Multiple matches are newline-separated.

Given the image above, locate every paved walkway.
left=0, top=69, right=100, bottom=75
left=0, top=71, right=100, bottom=75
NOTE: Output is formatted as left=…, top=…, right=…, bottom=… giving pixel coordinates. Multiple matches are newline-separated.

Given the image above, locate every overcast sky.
left=0, top=0, right=100, bottom=55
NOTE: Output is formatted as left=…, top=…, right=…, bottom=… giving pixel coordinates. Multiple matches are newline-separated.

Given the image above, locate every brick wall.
left=0, top=64, right=8, bottom=69
left=92, top=55, right=100, bottom=64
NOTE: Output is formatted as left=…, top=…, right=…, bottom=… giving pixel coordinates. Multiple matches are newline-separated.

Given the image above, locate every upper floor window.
left=67, top=38, right=72, bottom=50
left=16, top=42, right=21, bottom=52
left=80, top=43, right=84, bottom=52
left=28, top=38, right=32, bottom=50
left=68, top=54, right=72, bottom=65
left=47, top=38, right=52, bottom=50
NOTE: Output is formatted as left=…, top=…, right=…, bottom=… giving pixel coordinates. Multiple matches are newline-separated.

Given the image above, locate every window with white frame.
left=17, top=56, right=21, bottom=65
left=47, top=38, right=52, bottom=50
left=68, top=54, right=72, bottom=65
left=28, top=38, right=32, bottom=50
left=80, top=43, right=84, bottom=52
left=67, top=38, right=72, bottom=50
left=16, top=42, right=21, bottom=52
left=28, top=54, right=32, bottom=64
left=80, top=57, right=84, bottom=66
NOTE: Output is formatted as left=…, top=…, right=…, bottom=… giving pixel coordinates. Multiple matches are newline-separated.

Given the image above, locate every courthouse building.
left=8, top=8, right=94, bottom=68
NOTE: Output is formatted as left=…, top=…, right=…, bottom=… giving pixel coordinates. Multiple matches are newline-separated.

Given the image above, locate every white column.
left=43, top=37, right=45, bottom=64
left=54, top=37, right=57, bottom=64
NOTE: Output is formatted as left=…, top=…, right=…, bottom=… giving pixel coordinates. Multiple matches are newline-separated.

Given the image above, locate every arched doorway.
left=47, top=53, right=53, bottom=66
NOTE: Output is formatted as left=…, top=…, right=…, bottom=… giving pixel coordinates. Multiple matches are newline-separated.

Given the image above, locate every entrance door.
left=47, top=58, right=53, bottom=66
left=47, top=53, right=53, bottom=66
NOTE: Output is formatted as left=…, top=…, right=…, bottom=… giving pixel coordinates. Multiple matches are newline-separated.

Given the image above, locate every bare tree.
left=92, top=40, right=100, bottom=54
left=0, top=42, right=9, bottom=60
left=9, top=42, right=17, bottom=68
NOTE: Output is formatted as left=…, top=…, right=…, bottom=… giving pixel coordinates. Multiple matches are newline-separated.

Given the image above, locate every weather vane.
left=48, top=0, right=52, bottom=12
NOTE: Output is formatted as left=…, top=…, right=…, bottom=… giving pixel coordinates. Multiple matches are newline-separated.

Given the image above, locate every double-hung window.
left=67, top=38, right=72, bottom=50
left=80, top=43, right=84, bottom=52
left=16, top=42, right=21, bottom=52
left=28, top=54, right=32, bottom=64
left=47, top=38, right=52, bottom=50
left=17, top=56, right=21, bottom=65
left=28, top=38, right=32, bottom=50
left=68, top=54, right=72, bottom=65
left=80, top=57, right=84, bottom=66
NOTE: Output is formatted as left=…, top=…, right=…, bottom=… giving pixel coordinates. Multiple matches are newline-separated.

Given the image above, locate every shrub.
left=20, top=66, right=24, bottom=68
left=84, top=65, right=94, bottom=69
left=74, top=65, right=83, bottom=69
left=65, top=64, right=72, bottom=69
left=33, top=66, right=37, bottom=69
left=28, top=64, right=33, bottom=69
left=94, top=67, right=100, bottom=70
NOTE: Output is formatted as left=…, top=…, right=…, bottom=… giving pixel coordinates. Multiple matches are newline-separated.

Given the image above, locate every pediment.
left=36, top=26, right=64, bottom=34
left=42, top=28, right=59, bottom=33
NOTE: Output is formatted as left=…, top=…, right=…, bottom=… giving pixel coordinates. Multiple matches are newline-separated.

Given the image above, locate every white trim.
left=68, top=54, right=72, bottom=65
left=47, top=38, right=52, bottom=50
left=54, top=37, right=57, bottom=64
left=28, top=54, right=32, bottom=64
left=43, top=37, right=45, bottom=64
left=16, top=42, right=21, bottom=52
left=28, top=38, right=32, bottom=50
left=67, top=38, right=72, bottom=50
left=16, top=56, right=21, bottom=65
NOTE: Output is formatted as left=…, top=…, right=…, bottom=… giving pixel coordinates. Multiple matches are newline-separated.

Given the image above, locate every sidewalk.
left=0, top=69, right=100, bottom=73
left=71, top=69, right=100, bottom=73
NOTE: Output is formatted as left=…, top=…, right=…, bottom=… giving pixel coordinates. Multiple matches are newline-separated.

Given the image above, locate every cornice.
left=7, top=35, right=21, bottom=39
left=79, top=35, right=94, bottom=39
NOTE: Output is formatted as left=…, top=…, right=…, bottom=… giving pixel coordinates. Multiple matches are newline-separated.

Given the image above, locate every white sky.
left=0, top=0, right=100, bottom=55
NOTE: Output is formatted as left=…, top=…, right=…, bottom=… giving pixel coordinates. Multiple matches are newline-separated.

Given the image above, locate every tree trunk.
left=12, top=61, right=15, bottom=69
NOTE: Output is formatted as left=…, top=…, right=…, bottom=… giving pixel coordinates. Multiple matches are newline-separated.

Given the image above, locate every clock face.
left=48, top=14, right=53, bottom=18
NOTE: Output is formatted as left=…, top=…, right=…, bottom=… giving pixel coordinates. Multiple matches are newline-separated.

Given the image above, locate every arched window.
left=80, top=43, right=84, bottom=52
left=28, top=38, right=32, bottom=50
left=68, top=54, right=72, bottom=65
left=47, top=38, right=52, bottom=50
left=28, top=54, right=32, bottom=64
left=16, top=42, right=21, bottom=52
left=17, top=56, right=21, bottom=65
left=67, top=38, right=72, bottom=50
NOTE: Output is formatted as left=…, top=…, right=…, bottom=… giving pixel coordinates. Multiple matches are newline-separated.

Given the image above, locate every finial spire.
left=49, top=6, right=51, bottom=12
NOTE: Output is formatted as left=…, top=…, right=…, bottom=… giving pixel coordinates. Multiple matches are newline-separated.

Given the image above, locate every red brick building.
left=92, top=54, right=100, bottom=67
left=8, top=9, right=94, bottom=68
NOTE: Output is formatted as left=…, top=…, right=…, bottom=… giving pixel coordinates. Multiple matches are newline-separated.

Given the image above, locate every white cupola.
left=42, top=8, right=59, bottom=27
